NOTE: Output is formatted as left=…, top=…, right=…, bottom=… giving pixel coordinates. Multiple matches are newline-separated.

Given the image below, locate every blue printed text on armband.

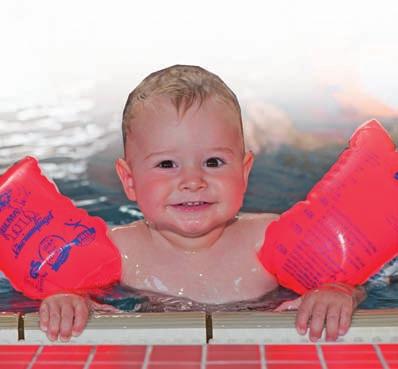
left=13, top=211, right=54, bottom=257
left=0, top=207, right=22, bottom=239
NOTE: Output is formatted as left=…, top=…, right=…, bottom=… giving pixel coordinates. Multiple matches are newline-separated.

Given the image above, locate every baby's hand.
left=296, top=283, right=365, bottom=342
left=39, top=293, right=90, bottom=342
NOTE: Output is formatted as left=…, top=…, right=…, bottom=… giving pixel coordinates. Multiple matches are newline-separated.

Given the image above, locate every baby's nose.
left=178, top=168, right=207, bottom=191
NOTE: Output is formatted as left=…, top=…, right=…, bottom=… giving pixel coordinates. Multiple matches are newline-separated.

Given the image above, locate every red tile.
left=265, top=344, right=319, bottom=361
left=90, top=365, right=141, bottom=369
left=322, top=344, right=383, bottom=369
left=0, top=346, right=39, bottom=352
left=150, top=345, right=202, bottom=362
left=38, top=345, right=92, bottom=362
left=325, top=364, right=383, bottom=369
left=322, top=344, right=379, bottom=361
left=96, top=345, right=147, bottom=353
left=207, top=365, right=260, bottom=369
left=40, top=346, right=92, bottom=353
left=265, top=345, right=322, bottom=369
left=94, top=345, right=146, bottom=362
left=207, top=345, right=260, bottom=361
left=267, top=365, right=322, bottom=369
left=149, top=364, right=200, bottom=369
left=0, top=345, right=39, bottom=361
left=0, top=365, right=28, bottom=369
left=32, top=365, right=85, bottom=369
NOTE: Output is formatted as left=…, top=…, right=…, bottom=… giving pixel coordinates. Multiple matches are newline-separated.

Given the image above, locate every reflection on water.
left=1, top=84, right=398, bottom=312
left=0, top=83, right=119, bottom=180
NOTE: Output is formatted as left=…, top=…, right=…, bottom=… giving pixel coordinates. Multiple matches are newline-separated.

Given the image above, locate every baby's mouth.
left=171, top=201, right=212, bottom=210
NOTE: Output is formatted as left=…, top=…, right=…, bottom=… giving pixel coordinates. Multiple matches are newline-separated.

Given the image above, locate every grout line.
left=26, top=345, right=43, bottom=369
left=316, top=344, right=328, bottom=369
left=83, top=346, right=97, bottom=369
left=260, top=344, right=267, bottom=369
left=373, top=344, right=390, bottom=369
left=200, top=344, right=207, bottom=369
left=141, top=345, right=153, bottom=369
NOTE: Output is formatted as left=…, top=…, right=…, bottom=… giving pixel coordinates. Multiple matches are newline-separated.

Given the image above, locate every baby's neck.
left=145, top=222, right=231, bottom=254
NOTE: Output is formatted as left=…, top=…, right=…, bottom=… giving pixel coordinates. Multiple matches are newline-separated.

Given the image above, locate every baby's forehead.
left=125, top=96, right=244, bottom=152
left=124, top=94, right=245, bottom=155
left=128, top=94, right=241, bottom=129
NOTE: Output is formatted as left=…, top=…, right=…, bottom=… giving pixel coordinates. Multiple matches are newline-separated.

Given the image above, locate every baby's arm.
left=39, top=293, right=90, bottom=342
left=276, top=283, right=366, bottom=342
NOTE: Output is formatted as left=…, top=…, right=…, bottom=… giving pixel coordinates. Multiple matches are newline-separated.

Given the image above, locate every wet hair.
left=121, top=64, right=243, bottom=148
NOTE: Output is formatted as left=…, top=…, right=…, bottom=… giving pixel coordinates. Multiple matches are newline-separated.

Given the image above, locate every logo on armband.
left=29, top=220, right=96, bottom=279
left=394, top=172, right=398, bottom=180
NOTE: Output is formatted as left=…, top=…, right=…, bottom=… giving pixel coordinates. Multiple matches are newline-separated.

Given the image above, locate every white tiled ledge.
left=23, top=312, right=208, bottom=345
left=0, top=309, right=397, bottom=345
left=0, top=312, right=19, bottom=344
left=211, top=309, right=398, bottom=344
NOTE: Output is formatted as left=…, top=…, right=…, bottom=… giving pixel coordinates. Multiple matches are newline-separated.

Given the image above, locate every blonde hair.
left=122, top=65, right=242, bottom=147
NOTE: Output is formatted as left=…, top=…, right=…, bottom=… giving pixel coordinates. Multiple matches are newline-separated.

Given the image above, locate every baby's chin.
left=155, top=219, right=230, bottom=240
left=169, top=225, right=218, bottom=238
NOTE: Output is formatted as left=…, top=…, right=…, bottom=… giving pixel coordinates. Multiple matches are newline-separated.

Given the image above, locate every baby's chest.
left=122, top=248, right=271, bottom=304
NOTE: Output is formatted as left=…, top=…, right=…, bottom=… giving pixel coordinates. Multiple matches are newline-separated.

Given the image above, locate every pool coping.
left=1, top=309, right=398, bottom=345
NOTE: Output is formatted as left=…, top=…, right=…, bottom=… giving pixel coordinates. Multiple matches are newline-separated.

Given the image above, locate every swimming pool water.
left=1, top=96, right=398, bottom=313
left=0, top=142, right=398, bottom=313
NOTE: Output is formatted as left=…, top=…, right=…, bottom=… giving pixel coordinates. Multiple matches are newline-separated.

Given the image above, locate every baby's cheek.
left=135, top=192, right=157, bottom=217
left=227, top=182, right=246, bottom=210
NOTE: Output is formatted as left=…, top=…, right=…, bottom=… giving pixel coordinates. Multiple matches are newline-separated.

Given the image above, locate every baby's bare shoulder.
left=234, top=212, right=280, bottom=251
left=108, top=220, right=147, bottom=252
left=237, top=212, right=279, bottom=227
left=108, top=221, right=150, bottom=286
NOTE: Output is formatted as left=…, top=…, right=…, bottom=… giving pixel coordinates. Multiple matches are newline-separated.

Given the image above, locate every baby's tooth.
left=181, top=201, right=205, bottom=206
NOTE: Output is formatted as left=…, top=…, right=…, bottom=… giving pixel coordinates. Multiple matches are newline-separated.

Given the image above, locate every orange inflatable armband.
left=0, top=157, right=121, bottom=299
left=258, top=120, right=398, bottom=294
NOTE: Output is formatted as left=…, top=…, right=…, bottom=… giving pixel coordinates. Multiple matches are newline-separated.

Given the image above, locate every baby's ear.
left=242, top=150, right=254, bottom=190
left=115, top=158, right=137, bottom=201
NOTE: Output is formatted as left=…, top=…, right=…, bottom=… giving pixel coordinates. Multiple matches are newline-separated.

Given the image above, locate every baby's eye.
left=205, top=157, right=225, bottom=168
left=156, top=160, right=177, bottom=169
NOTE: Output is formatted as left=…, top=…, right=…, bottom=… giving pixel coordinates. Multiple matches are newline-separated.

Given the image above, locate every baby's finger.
left=338, top=304, right=353, bottom=336
left=47, top=304, right=61, bottom=341
left=295, top=299, right=313, bottom=336
left=39, top=302, right=49, bottom=332
left=308, top=303, right=327, bottom=342
left=325, top=305, right=340, bottom=341
left=59, top=304, right=74, bottom=342
left=72, top=300, right=89, bottom=337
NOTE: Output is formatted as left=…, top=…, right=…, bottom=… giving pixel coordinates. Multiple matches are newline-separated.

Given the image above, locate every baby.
left=39, top=65, right=365, bottom=342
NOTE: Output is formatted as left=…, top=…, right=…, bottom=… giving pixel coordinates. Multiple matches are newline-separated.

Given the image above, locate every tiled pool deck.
left=1, top=309, right=398, bottom=368
left=0, top=344, right=398, bottom=369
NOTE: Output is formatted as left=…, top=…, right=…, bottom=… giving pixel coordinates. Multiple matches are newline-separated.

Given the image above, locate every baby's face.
left=117, top=96, right=253, bottom=238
